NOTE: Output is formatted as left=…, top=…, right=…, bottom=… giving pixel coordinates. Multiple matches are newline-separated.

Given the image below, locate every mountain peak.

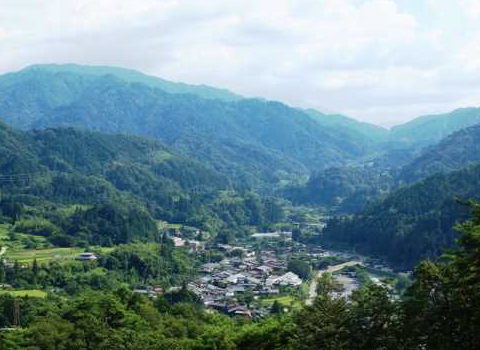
left=14, top=63, right=244, bottom=102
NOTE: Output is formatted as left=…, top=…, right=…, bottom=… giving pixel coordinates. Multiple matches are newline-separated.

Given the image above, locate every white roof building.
left=266, top=272, right=302, bottom=287
left=225, top=273, right=245, bottom=284
left=76, top=252, right=98, bottom=261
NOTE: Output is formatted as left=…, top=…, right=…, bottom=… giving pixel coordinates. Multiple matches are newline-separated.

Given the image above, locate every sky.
left=1, top=0, right=480, bottom=127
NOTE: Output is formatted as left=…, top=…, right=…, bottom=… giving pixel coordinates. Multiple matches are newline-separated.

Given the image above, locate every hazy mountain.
left=0, top=63, right=242, bottom=104
left=389, top=107, right=480, bottom=147
left=304, top=108, right=388, bottom=147
left=285, top=122, right=480, bottom=213
left=0, top=64, right=383, bottom=189
left=398, top=124, right=480, bottom=184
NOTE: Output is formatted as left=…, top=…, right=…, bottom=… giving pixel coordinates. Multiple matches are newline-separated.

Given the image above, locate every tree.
left=32, top=258, right=38, bottom=276
left=292, top=291, right=350, bottom=350
left=402, top=202, right=480, bottom=350
left=287, top=260, right=311, bottom=280
left=348, top=285, right=399, bottom=350
left=292, top=228, right=302, bottom=242
left=270, top=300, right=283, bottom=315
left=0, top=264, right=5, bottom=284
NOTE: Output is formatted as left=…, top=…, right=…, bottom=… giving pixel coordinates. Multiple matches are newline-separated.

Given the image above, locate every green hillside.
left=321, top=163, right=480, bottom=268
left=304, top=108, right=388, bottom=148
left=0, top=123, right=283, bottom=246
left=285, top=123, right=480, bottom=213
left=398, top=124, right=480, bottom=184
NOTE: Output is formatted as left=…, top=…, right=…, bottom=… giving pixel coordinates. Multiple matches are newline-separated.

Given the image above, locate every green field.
left=4, top=246, right=115, bottom=265
left=4, top=247, right=85, bottom=264
left=0, top=223, right=11, bottom=241
left=156, top=220, right=199, bottom=232
left=0, top=289, right=47, bottom=298
left=260, top=295, right=302, bottom=310
left=0, top=223, right=51, bottom=250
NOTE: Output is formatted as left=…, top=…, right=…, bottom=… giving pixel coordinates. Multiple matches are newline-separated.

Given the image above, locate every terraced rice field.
left=4, top=247, right=84, bottom=264
left=0, top=289, right=48, bottom=298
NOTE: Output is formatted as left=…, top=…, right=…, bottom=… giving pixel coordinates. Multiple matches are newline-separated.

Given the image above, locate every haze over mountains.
left=1, top=63, right=480, bottom=267
left=2, top=64, right=480, bottom=189
left=0, top=64, right=383, bottom=189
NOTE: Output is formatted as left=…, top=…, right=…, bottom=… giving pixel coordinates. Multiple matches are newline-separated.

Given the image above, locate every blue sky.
left=1, top=0, right=480, bottom=127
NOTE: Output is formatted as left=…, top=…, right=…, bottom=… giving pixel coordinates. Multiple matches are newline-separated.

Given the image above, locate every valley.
left=0, top=63, right=479, bottom=349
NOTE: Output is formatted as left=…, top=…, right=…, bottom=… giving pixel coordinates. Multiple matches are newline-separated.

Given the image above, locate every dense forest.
left=0, top=123, right=284, bottom=246
left=320, top=164, right=480, bottom=268
left=287, top=123, right=480, bottom=215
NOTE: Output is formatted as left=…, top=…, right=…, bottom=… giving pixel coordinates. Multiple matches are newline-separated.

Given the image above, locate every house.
left=172, top=237, right=185, bottom=247
left=255, top=265, right=273, bottom=275
left=201, top=263, right=220, bottom=273
left=76, top=252, right=97, bottom=261
left=266, top=272, right=302, bottom=287
left=133, top=289, right=149, bottom=295
left=225, top=273, right=245, bottom=284
left=227, top=305, right=252, bottom=318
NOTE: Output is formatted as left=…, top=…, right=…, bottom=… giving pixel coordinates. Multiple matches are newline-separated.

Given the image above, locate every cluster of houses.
left=186, top=244, right=303, bottom=318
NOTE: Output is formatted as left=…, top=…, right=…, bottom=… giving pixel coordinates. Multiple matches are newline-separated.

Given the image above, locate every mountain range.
left=2, top=63, right=480, bottom=265
left=0, top=64, right=389, bottom=190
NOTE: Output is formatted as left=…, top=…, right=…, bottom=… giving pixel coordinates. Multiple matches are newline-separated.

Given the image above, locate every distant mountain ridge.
left=285, top=122, right=480, bottom=212
left=304, top=108, right=388, bottom=144
left=389, top=107, right=480, bottom=147
left=0, top=64, right=387, bottom=189
left=2, top=63, right=243, bottom=102
left=2, top=63, right=480, bottom=193
left=398, top=123, right=480, bottom=184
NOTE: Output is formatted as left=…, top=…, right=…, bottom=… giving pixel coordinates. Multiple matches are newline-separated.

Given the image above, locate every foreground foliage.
left=0, top=204, right=479, bottom=349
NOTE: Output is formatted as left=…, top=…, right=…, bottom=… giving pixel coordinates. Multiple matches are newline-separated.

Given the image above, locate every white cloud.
left=0, top=0, right=479, bottom=126
left=462, top=0, right=480, bottom=19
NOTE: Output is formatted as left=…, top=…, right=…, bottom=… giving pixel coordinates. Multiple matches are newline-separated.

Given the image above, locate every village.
left=134, top=227, right=405, bottom=318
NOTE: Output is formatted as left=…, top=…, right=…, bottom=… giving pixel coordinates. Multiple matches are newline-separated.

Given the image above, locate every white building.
left=266, top=272, right=302, bottom=287
left=76, top=252, right=97, bottom=261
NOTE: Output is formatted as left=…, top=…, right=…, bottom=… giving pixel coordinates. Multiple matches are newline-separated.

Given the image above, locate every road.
left=306, top=260, right=362, bottom=305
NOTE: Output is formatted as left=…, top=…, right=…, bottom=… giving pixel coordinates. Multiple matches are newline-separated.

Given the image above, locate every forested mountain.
left=0, top=64, right=242, bottom=107
left=0, top=64, right=386, bottom=189
left=389, top=107, right=480, bottom=147
left=287, top=123, right=480, bottom=213
left=282, top=147, right=418, bottom=213
left=398, top=124, right=480, bottom=184
left=0, top=123, right=284, bottom=245
left=283, top=165, right=395, bottom=212
left=304, top=108, right=388, bottom=149
left=321, top=163, right=480, bottom=268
